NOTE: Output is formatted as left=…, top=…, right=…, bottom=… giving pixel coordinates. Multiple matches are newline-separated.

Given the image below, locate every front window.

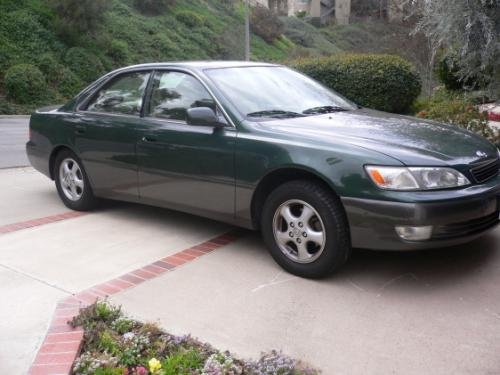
left=205, top=66, right=357, bottom=119
left=147, top=71, right=215, bottom=122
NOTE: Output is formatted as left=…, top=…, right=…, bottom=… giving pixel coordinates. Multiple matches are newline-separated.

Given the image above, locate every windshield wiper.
left=302, top=106, right=349, bottom=115
left=247, top=110, right=305, bottom=119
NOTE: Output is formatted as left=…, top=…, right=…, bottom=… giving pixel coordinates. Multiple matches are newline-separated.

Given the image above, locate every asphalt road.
left=0, top=116, right=30, bottom=168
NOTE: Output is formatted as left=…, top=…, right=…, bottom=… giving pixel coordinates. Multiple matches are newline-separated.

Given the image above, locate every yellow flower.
left=148, top=357, right=162, bottom=374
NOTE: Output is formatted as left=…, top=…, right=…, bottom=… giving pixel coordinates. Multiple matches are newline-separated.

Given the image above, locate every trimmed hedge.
left=291, top=54, right=422, bottom=113
left=4, top=64, right=48, bottom=104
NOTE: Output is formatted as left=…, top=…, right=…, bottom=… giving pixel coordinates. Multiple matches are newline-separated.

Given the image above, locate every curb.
left=0, top=115, right=31, bottom=119
left=28, top=229, right=244, bottom=375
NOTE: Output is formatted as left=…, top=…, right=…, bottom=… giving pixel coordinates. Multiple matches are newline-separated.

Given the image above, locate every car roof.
left=119, top=61, right=280, bottom=71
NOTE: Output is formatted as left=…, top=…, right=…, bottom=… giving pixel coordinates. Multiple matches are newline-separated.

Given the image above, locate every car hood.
left=254, top=108, right=498, bottom=166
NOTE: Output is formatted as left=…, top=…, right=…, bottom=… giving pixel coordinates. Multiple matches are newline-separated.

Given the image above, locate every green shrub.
left=161, top=349, right=204, bottom=375
left=4, top=64, right=48, bottom=104
left=108, top=40, right=130, bottom=65
left=251, top=5, right=284, bottom=43
left=134, top=0, right=175, bottom=15
left=48, top=0, right=110, bottom=34
left=175, top=10, right=205, bottom=28
left=57, top=67, right=84, bottom=98
left=64, top=47, right=105, bottom=84
left=0, top=98, right=15, bottom=115
left=291, top=54, right=422, bottom=113
left=415, top=89, right=499, bottom=145
left=437, top=54, right=490, bottom=92
left=36, top=53, right=83, bottom=98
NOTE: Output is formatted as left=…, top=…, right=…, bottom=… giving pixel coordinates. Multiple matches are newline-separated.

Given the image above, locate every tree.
left=413, top=0, right=499, bottom=97
left=49, top=0, right=111, bottom=35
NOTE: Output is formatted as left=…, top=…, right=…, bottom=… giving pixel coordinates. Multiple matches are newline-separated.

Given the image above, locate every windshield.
left=205, top=66, right=358, bottom=119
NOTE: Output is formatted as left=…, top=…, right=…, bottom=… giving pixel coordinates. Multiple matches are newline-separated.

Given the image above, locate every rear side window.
left=147, top=71, right=215, bottom=122
left=85, top=71, right=151, bottom=116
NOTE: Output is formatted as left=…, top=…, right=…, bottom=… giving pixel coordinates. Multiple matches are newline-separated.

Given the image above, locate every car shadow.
left=330, top=230, right=499, bottom=291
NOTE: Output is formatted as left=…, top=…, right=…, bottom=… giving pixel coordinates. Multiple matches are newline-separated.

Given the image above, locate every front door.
left=75, top=70, right=151, bottom=199
left=137, top=70, right=235, bottom=220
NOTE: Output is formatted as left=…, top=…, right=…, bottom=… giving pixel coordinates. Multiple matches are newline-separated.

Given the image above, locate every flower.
left=135, top=366, right=148, bottom=375
left=148, top=358, right=162, bottom=374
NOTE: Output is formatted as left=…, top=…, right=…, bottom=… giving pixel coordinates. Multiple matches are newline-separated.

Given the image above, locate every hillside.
left=0, top=0, right=419, bottom=114
left=0, top=0, right=291, bottom=112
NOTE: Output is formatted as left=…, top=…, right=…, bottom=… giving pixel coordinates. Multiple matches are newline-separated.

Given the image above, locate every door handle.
left=74, top=125, right=86, bottom=135
left=141, top=136, right=157, bottom=143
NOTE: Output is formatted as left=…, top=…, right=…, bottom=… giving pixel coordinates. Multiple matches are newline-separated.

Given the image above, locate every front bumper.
left=342, top=181, right=500, bottom=250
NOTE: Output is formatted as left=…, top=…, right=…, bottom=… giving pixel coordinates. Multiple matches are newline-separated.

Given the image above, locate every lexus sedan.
left=26, top=62, right=500, bottom=278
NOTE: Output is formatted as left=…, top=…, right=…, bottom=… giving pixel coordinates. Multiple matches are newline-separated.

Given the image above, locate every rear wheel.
left=261, top=180, right=351, bottom=278
left=54, top=150, right=96, bottom=211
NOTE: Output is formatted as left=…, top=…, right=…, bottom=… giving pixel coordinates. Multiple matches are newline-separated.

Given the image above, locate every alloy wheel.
left=272, top=199, right=326, bottom=263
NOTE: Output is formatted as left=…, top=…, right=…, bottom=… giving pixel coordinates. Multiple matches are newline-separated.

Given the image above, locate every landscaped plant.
left=414, top=88, right=500, bottom=145
left=4, top=64, right=48, bottom=104
left=70, top=301, right=319, bottom=375
left=291, top=54, right=422, bottom=114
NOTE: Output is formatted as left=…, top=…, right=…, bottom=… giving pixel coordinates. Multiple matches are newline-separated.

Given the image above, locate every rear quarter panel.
left=27, top=109, right=78, bottom=179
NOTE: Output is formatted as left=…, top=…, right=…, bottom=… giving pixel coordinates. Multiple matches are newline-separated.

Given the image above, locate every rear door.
left=137, top=70, right=236, bottom=220
left=74, top=70, right=151, bottom=199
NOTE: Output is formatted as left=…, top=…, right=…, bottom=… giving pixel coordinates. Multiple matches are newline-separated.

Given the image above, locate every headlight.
left=365, top=166, right=470, bottom=190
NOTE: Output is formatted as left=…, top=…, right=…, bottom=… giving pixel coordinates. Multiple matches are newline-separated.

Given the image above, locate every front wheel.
left=54, top=150, right=97, bottom=211
left=261, top=180, right=351, bottom=278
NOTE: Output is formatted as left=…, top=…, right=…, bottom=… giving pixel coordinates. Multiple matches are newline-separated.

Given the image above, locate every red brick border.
left=28, top=229, right=243, bottom=375
left=0, top=211, right=87, bottom=235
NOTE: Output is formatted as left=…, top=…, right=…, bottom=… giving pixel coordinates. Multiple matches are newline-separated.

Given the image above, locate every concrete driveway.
left=0, top=166, right=499, bottom=374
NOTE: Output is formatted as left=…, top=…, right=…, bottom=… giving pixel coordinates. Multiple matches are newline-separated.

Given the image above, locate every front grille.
left=470, top=158, right=499, bottom=183
left=432, top=212, right=499, bottom=240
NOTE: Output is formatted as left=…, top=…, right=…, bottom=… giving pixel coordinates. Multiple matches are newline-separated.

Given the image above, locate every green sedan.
left=26, top=62, right=500, bottom=278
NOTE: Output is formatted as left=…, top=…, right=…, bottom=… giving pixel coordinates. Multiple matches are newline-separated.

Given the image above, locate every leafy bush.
left=64, top=47, right=105, bottom=84
left=56, top=67, right=83, bottom=98
left=251, top=5, right=284, bottom=43
left=291, top=54, right=422, bottom=113
left=0, top=98, right=15, bottom=115
left=4, top=64, right=48, bottom=104
left=37, top=53, right=83, bottom=98
left=134, top=0, right=175, bottom=15
left=108, top=40, right=130, bottom=65
left=415, top=89, right=499, bottom=145
left=437, top=54, right=490, bottom=92
left=48, top=0, right=110, bottom=34
left=175, top=10, right=205, bottom=27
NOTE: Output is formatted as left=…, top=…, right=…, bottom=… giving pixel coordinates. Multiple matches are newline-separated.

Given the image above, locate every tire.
left=54, top=149, right=97, bottom=211
left=261, top=180, right=351, bottom=278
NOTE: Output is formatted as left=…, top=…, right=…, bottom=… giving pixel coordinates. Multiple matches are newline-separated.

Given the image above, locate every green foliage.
left=414, top=89, right=499, bottom=145
left=98, top=330, right=121, bottom=355
left=161, top=349, right=204, bottom=375
left=251, top=5, right=284, bottom=43
left=437, top=54, right=491, bottom=92
left=134, top=0, right=175, bottom=15
left=175, top=10, right=205, bottom=27
left=48, top=0, right=111, bottom=35
left=0, top=98, right=16, bottom=115
left=37, top=53, right=83, bottom=98
left=108, top=40, right=130, bottom=65
left=64, top=47, right=105, bottom=85
left=71, top=301, right=122, bottom=330
left=291, top=54, right=422, bottom=113
left=4, top=64, right=48, bottom=104
left=94, top=368, right=127, bottom=375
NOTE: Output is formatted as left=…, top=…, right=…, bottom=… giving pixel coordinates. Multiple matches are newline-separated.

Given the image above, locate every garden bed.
left=69, top=301, right=319, bottom=375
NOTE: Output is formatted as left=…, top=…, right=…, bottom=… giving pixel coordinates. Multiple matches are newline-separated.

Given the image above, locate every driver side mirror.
left=186, top=107, right=225, bottom=128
